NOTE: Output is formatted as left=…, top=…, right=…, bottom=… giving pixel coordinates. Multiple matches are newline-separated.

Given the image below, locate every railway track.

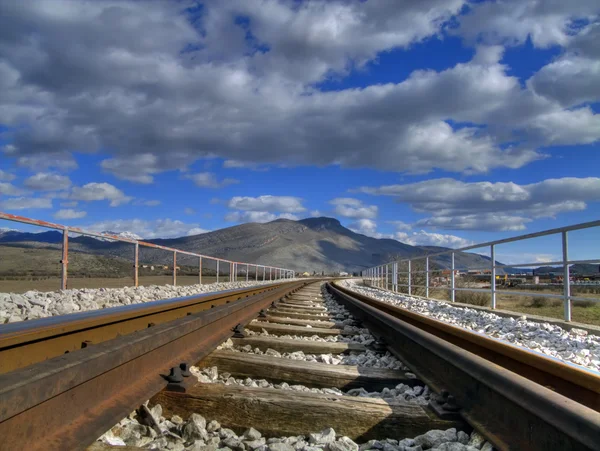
left=0, top=280, right=598, bottom=450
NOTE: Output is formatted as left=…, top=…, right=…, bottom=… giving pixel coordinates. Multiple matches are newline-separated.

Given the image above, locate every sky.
left=0, top=0, right=599, bottom=265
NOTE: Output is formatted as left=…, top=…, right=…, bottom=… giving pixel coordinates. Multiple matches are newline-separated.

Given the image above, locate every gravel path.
left=340, top=280, right=600, bottom=372
left=0, top=280, right=298, bottom=324
left=97, top=405, right=493, bottom=451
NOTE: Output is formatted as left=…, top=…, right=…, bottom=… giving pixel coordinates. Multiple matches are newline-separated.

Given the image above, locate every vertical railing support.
left=60, top=228, right=69, bottom=290
left=263, top=266, right=266, bottom=281
left=199, top=257, right=202, bottom=285
left=450, top=252, right=455, bottom=302
left=133, top=242, right=139, bottom=288
left=246, top=264, right=249, bottom=282
left=491, top=244, right=496, bottom=309
left=255, top=265, right=258, bottom=281
left=172, top=251, right=177, bottom=286
left=270, top=267, right=272, bottom=281
left=563, top=231, right=571, bottom=321
left=425, top=257, right=429, bottom=298
left=216, top=260, right=219, bottom=283
left=408, top=261, right=412, bottom=295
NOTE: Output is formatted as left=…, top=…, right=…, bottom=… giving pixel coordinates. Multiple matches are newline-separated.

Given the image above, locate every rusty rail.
left=327, top=282, right=600, bottom=451
left=0, top=212, right=295, bottom=289
left=0, top=280, right=307, bottom=450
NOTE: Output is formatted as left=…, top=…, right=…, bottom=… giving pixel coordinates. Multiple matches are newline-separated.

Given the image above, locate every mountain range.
left=1, top=217, right=500, bottom=273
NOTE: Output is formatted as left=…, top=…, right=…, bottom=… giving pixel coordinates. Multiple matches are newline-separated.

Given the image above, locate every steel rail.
left=0, top=280, right=307, bottom=451
left=331, top=281, right=600, bottom=409
left=0, top=281, right=302, bottom=374
left=326, top=283, right=600, bottom=451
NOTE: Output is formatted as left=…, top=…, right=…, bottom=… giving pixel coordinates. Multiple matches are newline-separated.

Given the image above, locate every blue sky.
left=0, top=1, right=599, bottom=264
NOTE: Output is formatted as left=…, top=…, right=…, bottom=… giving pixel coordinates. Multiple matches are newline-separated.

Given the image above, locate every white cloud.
left=24, top=172, right=71, bottom=191
left=395, top=230, right=473, bottom=248
left=310, top=210, right=322, bottom=217
left=0, top=182, right=24, bottom=196
left=85, top=219, right=208, bottom=239
left=188, top=172, right=240, bottom=189
left=228, top=195, right=306, bottom=213
left=54, top=209, right=87, bottom=220
left=348, top=219, right=387, bottom=238
left=60, top=201, right=78, bottom=207
left=457, top=1, right=599, bottom=48
left=0, top=170, right=15, bottom=182
left=225, top=211, right=298, bottom=223
left=69, top=183, right=133, bottom=207
left=223, top=160, right=268, bottom=171
left=15, top=153, right=78, bottom=172
left=387, top=220, right=412, bottom=231
left=330, top=197, right=378, bottom=219
left=358, top=177, right=600, bottom=231
left=0, top=197, right=52, bottom=210
left=3, top=1, right=598, bottom=184
left=184, top=207, right=195, bottom=215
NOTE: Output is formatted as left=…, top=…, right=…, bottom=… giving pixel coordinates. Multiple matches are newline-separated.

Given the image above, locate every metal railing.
left=0, top=212, right=295, bottom=290
left=361, top=220, right=600, bottom=321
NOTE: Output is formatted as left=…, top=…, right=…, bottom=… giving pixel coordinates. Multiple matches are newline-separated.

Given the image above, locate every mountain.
left=0, top=217, right=499, bottom=273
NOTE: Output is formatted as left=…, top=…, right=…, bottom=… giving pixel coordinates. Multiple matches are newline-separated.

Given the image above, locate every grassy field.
left=393, top=284, right=600, bottom=326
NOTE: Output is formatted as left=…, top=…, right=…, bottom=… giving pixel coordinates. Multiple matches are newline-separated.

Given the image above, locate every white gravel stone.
left=99, top=409, right=477, bottom=451
left=341, top=280, right=600, bottom=372
left=0, top=280, right=298, bottom=323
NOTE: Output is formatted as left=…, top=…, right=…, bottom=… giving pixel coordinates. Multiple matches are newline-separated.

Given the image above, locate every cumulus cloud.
left=358, top=177, right=600, bottom=231
left=188, top=172, right=239, bottom=189
left=395, top=230, right=474, bottom=248
left=225, top=211, right=299, bottom=223
left=457, top=0, right=599, bottom=48
left=228, top=195, right=306, bottom=213
left=24, top=173, right=72, bottom=191
left=0, top=182, right=24, bottom=196
left=54, top=209, right=86, bottom=220
left=330, top=198, right=378, bottom=219
left=69, top=183, right=133, bottom=207
left=2, top=1, right=597, bottom=183
left=0, top=197, right=52, bottom=210
left=348, top=219, right=389, bottom=238
left=0, top=170, right=15, bottom=182
left=85, top=219, right=208, bottom=239
left=184, top=208, right=195, bottom=215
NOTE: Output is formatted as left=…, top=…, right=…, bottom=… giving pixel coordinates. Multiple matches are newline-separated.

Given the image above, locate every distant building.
left=339, top=271, right=349, bottom=277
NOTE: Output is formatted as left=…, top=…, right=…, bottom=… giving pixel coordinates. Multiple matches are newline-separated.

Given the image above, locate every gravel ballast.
left=98, top=405, right=492, bottom=451
left=340, top=280, right=600, bottom=372
left=0, top=280, right=299, bottom=324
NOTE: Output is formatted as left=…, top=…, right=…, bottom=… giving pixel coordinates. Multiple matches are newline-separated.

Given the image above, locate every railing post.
left=216, top=260, right=219, bottom=283
left=133, top=242, right=139, bottom=288
left=199, top=257, right=202, bottom=284
left=451, top=252, right=455, bottom=302
left=425, top=257, right=429, bottom=298
left=491, top=244, right=496, bottom=309
left=246, top=263, right=249, bottom=282
left=563, top=231, right=571, bottom=321
left=60, top=228, right=69, bottom=290
left=263, top=266, right=266, bottom=281
left=270, top=267, right=272, bottom=281
left=393, top=262, right=398, bottom=292
left=408, top=261, right=412, bottom=295
left=172, top=251, right=177, bottom=286
left=255, top=265, right=258, bottom=281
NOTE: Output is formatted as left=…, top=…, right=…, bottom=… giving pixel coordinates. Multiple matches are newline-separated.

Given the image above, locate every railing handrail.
left=361, top=219, right=600, bottom=322
left=0, top=212, right=295, bottom=289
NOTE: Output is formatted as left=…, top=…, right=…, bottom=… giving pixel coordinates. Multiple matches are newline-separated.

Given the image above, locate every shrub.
left=573, top=300, right=597, bottom=308
left=454, top=291, right=491, bottom=307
